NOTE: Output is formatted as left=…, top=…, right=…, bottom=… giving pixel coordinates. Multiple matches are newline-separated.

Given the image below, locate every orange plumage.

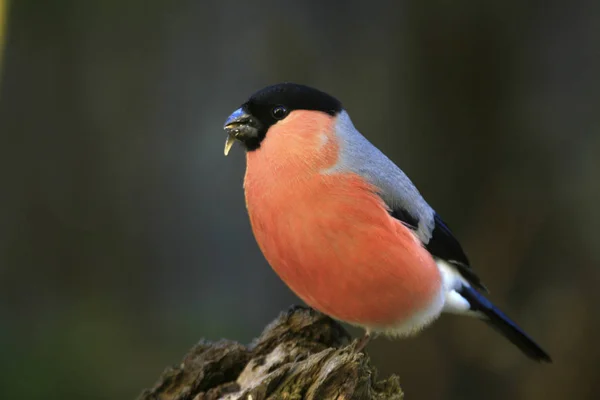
left=244, top=111, right=442, bottom=327
left=223, top=83, right=552, bottom=361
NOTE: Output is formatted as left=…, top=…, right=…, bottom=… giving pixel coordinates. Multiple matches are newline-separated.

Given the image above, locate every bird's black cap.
left=224, top=83, right=342, bottom=152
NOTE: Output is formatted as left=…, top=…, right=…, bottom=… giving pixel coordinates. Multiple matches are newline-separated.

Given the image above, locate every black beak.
left=223, top=107, right=261, bottom=155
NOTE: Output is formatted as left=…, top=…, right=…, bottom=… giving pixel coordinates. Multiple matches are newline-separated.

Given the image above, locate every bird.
left=222, top=82, right=551, bottom=362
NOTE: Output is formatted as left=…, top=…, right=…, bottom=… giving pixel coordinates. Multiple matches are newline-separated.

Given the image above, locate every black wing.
left=390, top=207, right=488, bottom=292
left=425, top=213, right=488, bottom=292
left=390, top=207, right=419, bottom=230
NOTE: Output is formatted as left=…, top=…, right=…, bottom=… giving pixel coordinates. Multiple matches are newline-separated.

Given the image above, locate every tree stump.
left=138, top=306, right=403, bottom=400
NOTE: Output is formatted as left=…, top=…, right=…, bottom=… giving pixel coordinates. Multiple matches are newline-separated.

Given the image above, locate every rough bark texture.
left=138, top=306, right=403, bottom=400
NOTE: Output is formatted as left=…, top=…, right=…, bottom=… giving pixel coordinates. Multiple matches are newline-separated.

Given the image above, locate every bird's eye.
left=271, top=105, right=288, bottom=120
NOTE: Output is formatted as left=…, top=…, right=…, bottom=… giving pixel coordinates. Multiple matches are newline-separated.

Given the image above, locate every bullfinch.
left=223, top=82, right=551, bottom=362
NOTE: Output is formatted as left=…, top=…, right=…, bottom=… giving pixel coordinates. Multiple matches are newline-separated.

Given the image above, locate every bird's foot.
left=352, top=333, right=371, bottom=353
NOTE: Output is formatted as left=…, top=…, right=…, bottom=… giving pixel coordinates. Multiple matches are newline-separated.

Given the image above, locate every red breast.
left=244, top=111, right=442, bottom=327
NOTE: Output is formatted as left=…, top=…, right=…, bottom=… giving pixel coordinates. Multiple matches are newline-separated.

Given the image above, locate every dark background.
left=1, top=1, right=599, bottom=399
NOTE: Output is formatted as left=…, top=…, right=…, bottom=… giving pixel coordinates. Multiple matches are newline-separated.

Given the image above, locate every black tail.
left=458, top=286, right=552, bottom=363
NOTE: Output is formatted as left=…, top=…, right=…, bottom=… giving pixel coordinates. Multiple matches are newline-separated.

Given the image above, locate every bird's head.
left=223, top=83, right=343, bottom=156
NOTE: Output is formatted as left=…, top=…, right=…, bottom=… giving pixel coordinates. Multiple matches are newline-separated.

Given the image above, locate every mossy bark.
left=138, top=306, right=403, bottom=400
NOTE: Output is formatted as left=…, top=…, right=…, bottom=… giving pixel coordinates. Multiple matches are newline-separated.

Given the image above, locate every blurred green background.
left=1, top=1, right=599, bottom=399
